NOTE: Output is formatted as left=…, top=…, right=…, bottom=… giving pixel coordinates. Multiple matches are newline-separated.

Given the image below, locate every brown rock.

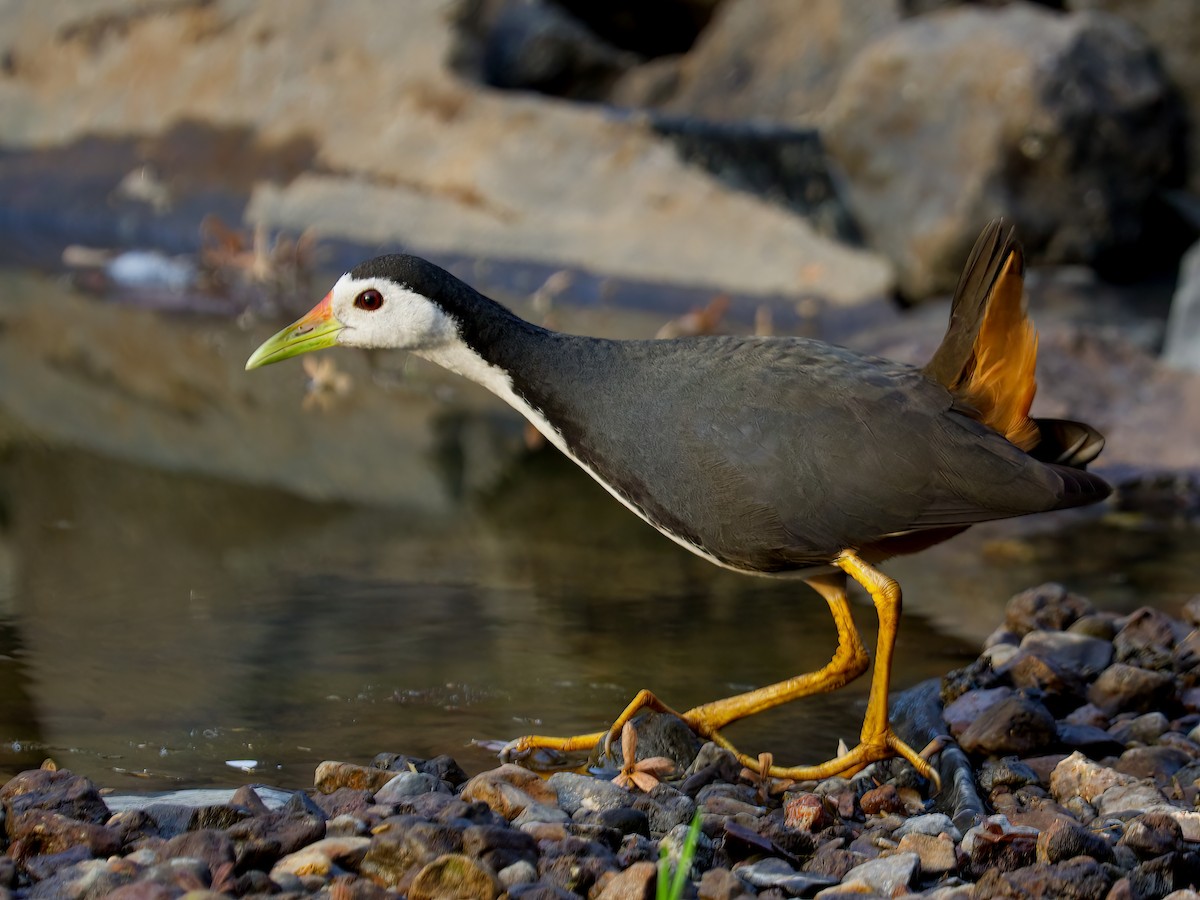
left=460, top=764, right=558, bottom=820
left=158, top=828, right=235, bottom=873
left=1115, top=746, right=1193, bottom=782
left=897, top=831, right=958, bottom=876
left=972, top=856, right=1114, bottom=900
left=1088, top=664, right=1175, bottom=716
left=1050, top=752, right=1138, bottom=804
left=7, top=809, right=121, bottom=862
left=1120, top=811, right=1183, bottom=859
left=1113, top=607, right=1184, bottom=671
left=1004, top=584, right=1097, bottom=637
left=612, top=0, right=898, bottom=122
left=782, top=793, right=832, bottom=832
left=859, top=784, right=904, bottom=816
left=698, top=866, right=748, bottom=900
left=824, top=5, right=1181, bottom=298
left=1035, top=817, right=1115, bottom=864
left=360, top=818, right=465, bottom=891
left=594, top=859, right=656, bottom=900
left=0, top=768, right=110, bottom=826
left=408, top=852, right=499, bottom=900
left=944, top=687, right=1014, bottom=737
left=315, top=761, right=398, bottom=794
left=958, top=695, right=1057, bottom=757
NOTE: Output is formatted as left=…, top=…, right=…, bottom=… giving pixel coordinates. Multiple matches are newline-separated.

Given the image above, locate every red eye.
left=354, top=289, right=384, bottom=311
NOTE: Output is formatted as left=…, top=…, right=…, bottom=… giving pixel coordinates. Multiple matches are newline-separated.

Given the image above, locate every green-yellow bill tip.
left=245, top=293, right=343, bottom=371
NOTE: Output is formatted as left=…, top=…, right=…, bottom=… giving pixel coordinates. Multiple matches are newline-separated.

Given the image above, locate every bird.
left=246, top=220, right=1111, bottom=785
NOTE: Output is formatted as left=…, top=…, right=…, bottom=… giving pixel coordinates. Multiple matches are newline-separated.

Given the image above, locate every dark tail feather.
left=1029, top=418, right=1106, bottom=469
left=1050, top=463, right=1113, bottom=509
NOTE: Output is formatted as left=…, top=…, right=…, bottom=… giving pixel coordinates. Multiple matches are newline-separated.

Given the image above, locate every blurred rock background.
left=0, top=0, right=1198, bottom=477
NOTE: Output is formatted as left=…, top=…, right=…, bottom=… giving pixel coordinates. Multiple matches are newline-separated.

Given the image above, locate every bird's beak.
left=245, top=292, right=344, bottom=370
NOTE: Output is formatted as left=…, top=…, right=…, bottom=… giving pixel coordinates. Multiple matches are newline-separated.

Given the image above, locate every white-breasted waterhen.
left=246, top=220, right=1110, bottom=785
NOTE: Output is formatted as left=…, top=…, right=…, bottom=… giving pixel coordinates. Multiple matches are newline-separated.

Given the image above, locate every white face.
left=328, top=274, right=459, bottom=351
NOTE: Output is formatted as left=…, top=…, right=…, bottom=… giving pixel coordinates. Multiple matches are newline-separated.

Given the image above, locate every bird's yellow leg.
left=501, top=574, right=870, bottom=764
left=757, top=551, right=939, bottom=787
left=680, top=573, right=868, bottom=730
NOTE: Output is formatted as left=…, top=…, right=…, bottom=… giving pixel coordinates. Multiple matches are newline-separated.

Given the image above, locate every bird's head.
left=245, top=255, right=459, bottom=370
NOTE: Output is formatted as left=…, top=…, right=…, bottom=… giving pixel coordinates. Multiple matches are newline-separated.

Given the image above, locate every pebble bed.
left=2, top=583, right=1200, bottom=899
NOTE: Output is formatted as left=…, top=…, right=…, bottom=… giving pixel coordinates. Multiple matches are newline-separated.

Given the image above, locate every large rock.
left=611, top=0, right=901, bottom=123
left=822, top=3, right=1182, bottom=298
left=0, top=0, right=891, bottom=304
left=1067, top=0, right=1200, bottom=192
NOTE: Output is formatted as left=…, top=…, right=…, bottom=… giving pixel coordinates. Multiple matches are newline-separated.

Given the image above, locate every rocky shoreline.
left=2, top=584, right=1199, bottom=899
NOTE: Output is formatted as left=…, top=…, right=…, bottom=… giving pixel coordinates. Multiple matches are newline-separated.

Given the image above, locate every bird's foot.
left=498, top=729, right=607, bottom=766
left=499, top=689, right=693, bottom=768
left=752, top=726, right=941, bottom=790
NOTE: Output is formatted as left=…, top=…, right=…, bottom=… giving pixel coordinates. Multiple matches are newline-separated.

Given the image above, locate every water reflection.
left=0, top=438, right=1194, bottom=790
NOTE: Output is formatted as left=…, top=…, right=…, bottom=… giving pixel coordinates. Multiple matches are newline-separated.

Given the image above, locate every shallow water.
left=0, top=439, right=1194, bottom=791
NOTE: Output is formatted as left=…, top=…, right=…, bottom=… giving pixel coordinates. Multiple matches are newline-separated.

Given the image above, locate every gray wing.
left=516, top=334, right=1088, bottom=571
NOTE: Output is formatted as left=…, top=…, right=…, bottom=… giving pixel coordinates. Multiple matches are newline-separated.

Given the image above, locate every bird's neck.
left=413, top=283, right=554, bottom=407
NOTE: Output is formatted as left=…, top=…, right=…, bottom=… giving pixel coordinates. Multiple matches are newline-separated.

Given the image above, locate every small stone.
left=158, top=829, right=235, bottom=873
left=372, top=753, right=469, bottom=788
left=1005, top=652, right=1087, bottom=710
left=226, top=794, right=326, bottom=873
left=1065, top=703, right=1111, bottom=729
left=1088, top=664, right=1175, bottom=716
left=374, top=772, right=450, bottom=804
left=1005, top=583, right=1094, bottom=635
left=896, top=832, right=957, bottom=875
left=1110, top=711, right=1171, bottom=745
left=1094, top=780, right=1170, bottom=818
left=460, top=765, right=558, bottom=820
left=1035, top=816, right=1114, bottom=864
left=269, top=836, right=371, bottom=880
left=958, top=695, right=1057, bottom=757
left=979, top=758, right=1042, bottom=793
left=783, top=792, right=831, bottom=832
left=736, top=857, right=837, bottom=895
left=359, top=817, right=465, bottom=890
left=894, top=812, right=961, bottom=842
left=697, top=866, right=747, bottom=900
left=1174, top=631, right=1200, bottom=677
left=0, top=769, right=110, bottom=825
left=962, top=815, right=1039, bottom=877
left=804, top=844, right=867, bottom=881
left=1056, top=723, right=1125, bottom=758
left=973, top=856, right=1114, bottom=900
left=840, top=852, right=918, bottom=895
left=1120, top=811, right=1183, bottom=858
left=547, top=772, right=629, bottom=816
left=943, top=686, right=1013, bottom=737
left=632, top=789, right=695, bottom=834
left=315, top=760, right=398, bottom=794
left=7, top=809, right=122, bottom=862
left=1020, top=630, right=1114, bottom=677
left=498, top=859, right=537, bottom=890
left=1068, top=614, right=1117, bottom=641
left=1115, top=746, right=1193, bottom=782
left=594, top=860, right=656, bottom=900
left=575, top=806, right=651, bottom=838
left=1114, top=607, right=1183, bottom=671
left=408, top=852, right=499, bottom=900
left=859, top=783, right=904, bottom=816
left=462, top=823, right=538, bottom=872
